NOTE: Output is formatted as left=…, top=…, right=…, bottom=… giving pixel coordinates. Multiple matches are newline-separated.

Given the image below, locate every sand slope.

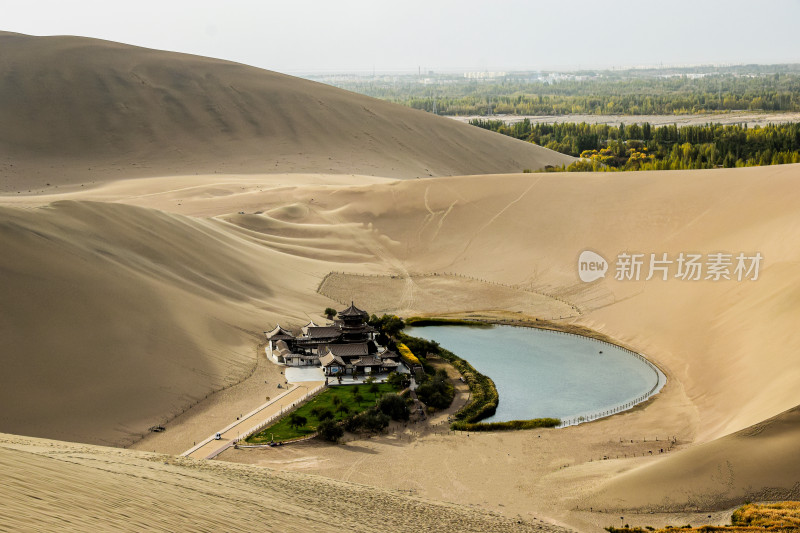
left=587, top=405, right=800, bottom=511
left=0, top=199, right=334, bottom=445
left=0, top=433, right=560, bottom=533
left=0, top=31, right=572, bottom=191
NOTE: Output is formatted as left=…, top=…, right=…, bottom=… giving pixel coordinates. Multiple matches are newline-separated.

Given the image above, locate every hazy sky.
left=4, top=0, right=800, bottom=73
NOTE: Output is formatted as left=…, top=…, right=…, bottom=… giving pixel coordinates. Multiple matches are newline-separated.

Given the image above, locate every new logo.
left=578, top=250, right=608, bottom=282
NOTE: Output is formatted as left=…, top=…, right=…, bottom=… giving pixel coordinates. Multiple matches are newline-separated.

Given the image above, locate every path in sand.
left=185, top=381, right=326, bottom=459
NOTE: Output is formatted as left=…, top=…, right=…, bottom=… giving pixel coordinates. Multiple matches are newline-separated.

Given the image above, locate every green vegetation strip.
left=471, top=120, right=800, bottom=171
left=454, top=419, right=560, bottom=432
left=247, top=383, right=396, bottom=443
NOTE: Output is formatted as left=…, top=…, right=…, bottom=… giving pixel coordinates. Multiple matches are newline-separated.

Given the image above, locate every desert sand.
left=0, top=432, right=557, bottom=533
left=0, top=31, right=572, bottom=193
left=1, top=32, right=799, bottom=532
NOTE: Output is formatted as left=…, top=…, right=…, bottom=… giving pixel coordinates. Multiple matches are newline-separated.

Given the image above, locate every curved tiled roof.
left=353, top=356, right=382, bottom=367
left=266, top=324, right=294, bottom=339
left=300, top=320, right=319, bottom=335
left=338, top=302, right=368, bottom=319
left=324, top=343, right=369, bottom=357
left=306, top=326, right=342, bottom=339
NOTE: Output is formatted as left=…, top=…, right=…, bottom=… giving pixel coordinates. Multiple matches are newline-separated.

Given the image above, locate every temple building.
left=265, top=303, right=404, bottom=376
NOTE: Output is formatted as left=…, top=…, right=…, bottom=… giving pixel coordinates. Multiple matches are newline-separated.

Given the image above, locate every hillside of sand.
left=0, top=432, right=559, bottom=533
left=0, top=31, right=572, bottom=192
left=3, top=164, right=800, bottom=526
left=1, top=32, right=800, bottom=532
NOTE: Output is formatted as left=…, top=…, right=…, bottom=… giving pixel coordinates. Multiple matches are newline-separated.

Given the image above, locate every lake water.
left=406, top=325, right=665, bottom=423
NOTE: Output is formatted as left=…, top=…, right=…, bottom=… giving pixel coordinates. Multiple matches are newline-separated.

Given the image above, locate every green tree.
left=324, top=307, right=337, bottom=319
left=317, top=419, right=344, bottom=442
left=377, top=394, right=410, bottom=421
left=416, top=368, right=455, bottom=410
left=344, top=409, right=390, bottom=433
left=288, top=413, right=307, bottom=430
left=369, top=314, right=405, bottom=338
left=387, top=371, right=411, bottom=390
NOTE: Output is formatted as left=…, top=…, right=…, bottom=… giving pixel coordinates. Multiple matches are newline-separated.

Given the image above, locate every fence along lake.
left=406, top=325, right=665, bottom=424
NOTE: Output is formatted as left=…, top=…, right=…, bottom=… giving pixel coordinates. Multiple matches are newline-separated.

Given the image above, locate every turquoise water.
left=406, top=325, right=663, bottom=423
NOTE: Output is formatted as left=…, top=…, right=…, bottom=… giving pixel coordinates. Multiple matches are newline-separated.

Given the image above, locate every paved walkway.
left=182, top=381, right=325, bottom=460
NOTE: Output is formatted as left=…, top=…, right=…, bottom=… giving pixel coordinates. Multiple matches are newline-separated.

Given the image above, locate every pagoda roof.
left=266, top=324, right=294, bottom=339
left=341, top=323, right=375, bottom=333
left=338, top=302, right=369, bottom=319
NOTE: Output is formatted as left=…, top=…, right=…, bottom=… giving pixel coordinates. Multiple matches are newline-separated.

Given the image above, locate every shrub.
left=396, top=334, right=437, bottom=374
left=415, top=368, right=454, bottom=409
left=317, top=419, right=344, bottom=442
left=396, top=343, right=421, bottom=366
left=377, top=394, right=410, bottom=421
left=450, top=418, right=560, bottom=432
left=344, top=408, right=390, bottom=433
left=369, top=314, right=405, bottom=337
left=288, top=413, right=307, bottom=430
left=387, top=371, right=411, bottom=390
left=317, top=409, right=334, bottom=421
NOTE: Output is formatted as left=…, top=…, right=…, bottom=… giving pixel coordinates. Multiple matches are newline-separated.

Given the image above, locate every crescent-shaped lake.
left=406, top=325, right=665, bottom=424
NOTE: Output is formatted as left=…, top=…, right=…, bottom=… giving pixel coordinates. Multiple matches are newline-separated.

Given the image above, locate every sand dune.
left=0, top=199, right=334, bottom=445
left=0, top=31, right=572, bottom=192
left=0, top=433, right=557, bottom=533
left=588, top=404, right=800, bottom=511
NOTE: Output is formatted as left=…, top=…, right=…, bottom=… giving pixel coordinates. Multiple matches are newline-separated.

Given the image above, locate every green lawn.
left=247, top=382, right=398, bottom=443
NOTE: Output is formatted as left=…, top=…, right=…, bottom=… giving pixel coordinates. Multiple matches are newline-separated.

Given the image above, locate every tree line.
left=322, top=69, right=800, bottom=116
left=469, top=119, right=800, bottom=171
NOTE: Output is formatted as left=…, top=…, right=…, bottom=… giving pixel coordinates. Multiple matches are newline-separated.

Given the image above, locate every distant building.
left=265, top=303, right=404, bottom=376
left=463, top=71, right=507, bottom=80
